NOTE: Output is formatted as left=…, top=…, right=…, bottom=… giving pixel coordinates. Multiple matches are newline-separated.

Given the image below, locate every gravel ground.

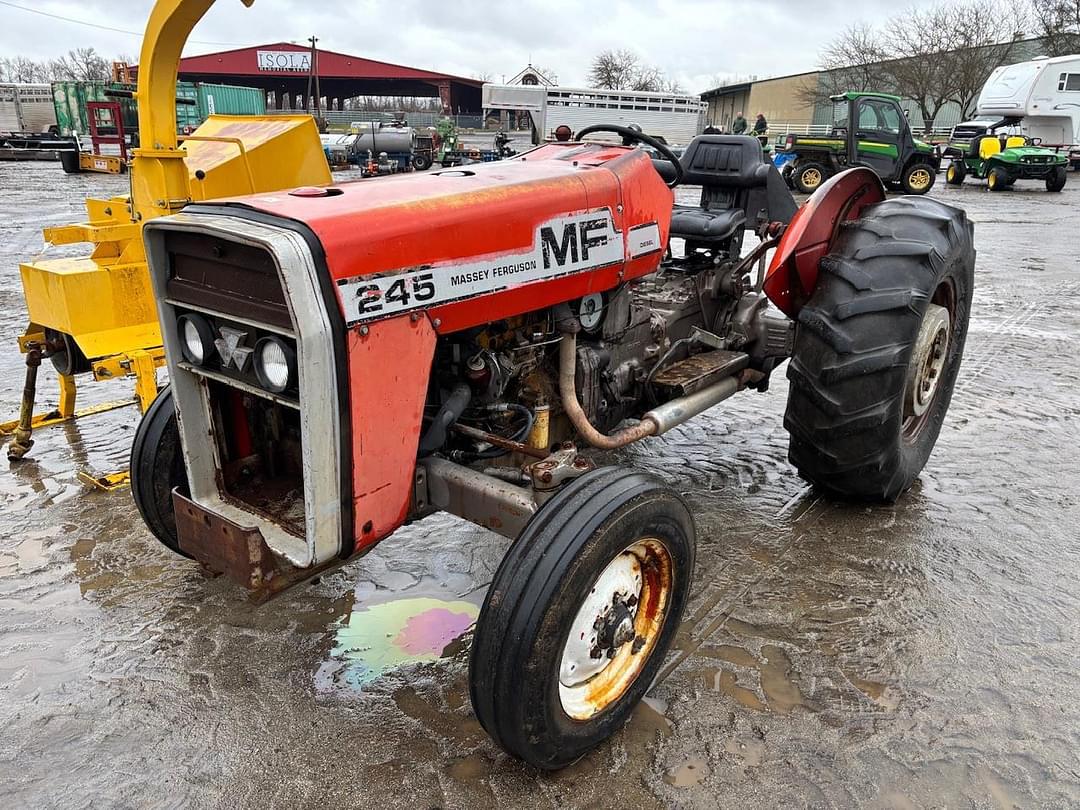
left=0, top=159, right=1078, bottom=809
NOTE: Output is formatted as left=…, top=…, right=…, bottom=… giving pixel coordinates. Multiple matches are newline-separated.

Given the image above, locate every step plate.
left=652, top=349, right=749, bottom=397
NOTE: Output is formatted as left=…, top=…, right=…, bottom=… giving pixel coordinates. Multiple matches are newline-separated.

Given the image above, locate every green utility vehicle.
left=780, top=92, right=940, bottom=195
left=943, top=121, right=1067, bottom=192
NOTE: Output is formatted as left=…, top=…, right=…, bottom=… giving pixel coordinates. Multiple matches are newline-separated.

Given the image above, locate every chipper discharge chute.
left=2, top=0, right=331, bottom=487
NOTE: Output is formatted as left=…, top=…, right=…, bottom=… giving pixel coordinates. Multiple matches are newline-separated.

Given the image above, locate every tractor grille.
left=164, top=231, right=291, bottom=330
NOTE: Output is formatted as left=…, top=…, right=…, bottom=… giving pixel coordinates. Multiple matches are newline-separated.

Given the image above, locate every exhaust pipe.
left=558, top=332, right=740, bottom=449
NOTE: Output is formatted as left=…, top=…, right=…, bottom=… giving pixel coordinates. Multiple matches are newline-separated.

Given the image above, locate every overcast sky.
left=1, top=0, right=945, bottom=92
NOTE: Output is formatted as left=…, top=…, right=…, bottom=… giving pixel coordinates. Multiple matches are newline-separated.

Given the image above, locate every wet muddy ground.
left=1, top=161, right=1078, bottom=809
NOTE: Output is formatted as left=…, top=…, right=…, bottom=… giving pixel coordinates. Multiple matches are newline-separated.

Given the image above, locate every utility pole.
left=307, top=36, right=321, bottom=122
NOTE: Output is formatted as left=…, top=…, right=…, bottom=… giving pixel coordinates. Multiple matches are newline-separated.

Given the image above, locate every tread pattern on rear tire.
left=783, top=195, right=975, bottom=501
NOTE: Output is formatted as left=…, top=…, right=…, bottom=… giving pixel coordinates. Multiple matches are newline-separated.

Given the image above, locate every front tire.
left=794, top=161, right=827, bottom=194
left=1046, top=165, right=1067, bottom=192
left=469, top=467, right=695, bottom=770
left=987, top=166, right=1010, bottom=191
left=784, top=196, right=975, bottom=501
left=945, top=160, right=966, bottom=186
left=130, top=386, right=191, bottom=558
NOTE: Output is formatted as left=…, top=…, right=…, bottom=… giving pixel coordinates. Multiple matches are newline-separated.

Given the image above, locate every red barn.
left=156, top=42, right=482, bottom=113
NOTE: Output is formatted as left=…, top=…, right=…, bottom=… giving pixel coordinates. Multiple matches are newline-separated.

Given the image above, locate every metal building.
left=136, top=42, right=484, bottom=114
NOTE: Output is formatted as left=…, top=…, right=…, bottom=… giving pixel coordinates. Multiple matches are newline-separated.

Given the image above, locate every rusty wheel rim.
left=558, top=537, right=673, bottom=720
left=902, top=287, right=954, bottom=441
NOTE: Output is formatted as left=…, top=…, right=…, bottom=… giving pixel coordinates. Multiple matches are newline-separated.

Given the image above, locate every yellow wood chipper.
left=2, top=0, right=331, bottom=487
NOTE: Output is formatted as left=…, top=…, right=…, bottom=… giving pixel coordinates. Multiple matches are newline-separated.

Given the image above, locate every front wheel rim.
left=558, top=537, right=673, bottom=720
left=801, top=168, right=821, bottom=189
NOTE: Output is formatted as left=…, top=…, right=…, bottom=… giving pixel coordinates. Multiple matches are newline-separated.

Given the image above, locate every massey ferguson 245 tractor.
left=133, top=126, right=974, bottom=767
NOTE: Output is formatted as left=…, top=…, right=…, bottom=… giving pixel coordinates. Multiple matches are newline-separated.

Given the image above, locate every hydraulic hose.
left=417, top=383, right=472, bottom=457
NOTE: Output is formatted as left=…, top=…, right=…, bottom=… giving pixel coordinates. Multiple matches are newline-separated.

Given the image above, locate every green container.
left=51, top=80, right=266, bottom=137
left=196, top=83, right=266, bottom=119
left=51, top=81, right=138, bottom=136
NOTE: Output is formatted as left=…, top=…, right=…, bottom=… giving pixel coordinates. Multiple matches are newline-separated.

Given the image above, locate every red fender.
left=763, top=167, right=886, bottom=318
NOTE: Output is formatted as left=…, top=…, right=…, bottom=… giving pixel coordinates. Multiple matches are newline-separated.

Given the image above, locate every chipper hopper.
left=2, top=0, right=330, bottom=487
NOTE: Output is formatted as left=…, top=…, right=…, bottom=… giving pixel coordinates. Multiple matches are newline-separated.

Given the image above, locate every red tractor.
left=132, top=126, right=973, bottom=769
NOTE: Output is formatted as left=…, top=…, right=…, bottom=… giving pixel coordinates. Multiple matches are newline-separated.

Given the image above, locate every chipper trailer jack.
left=124, top=4, right=976, bottom=770
left=2, top=0, right=331, bottom=486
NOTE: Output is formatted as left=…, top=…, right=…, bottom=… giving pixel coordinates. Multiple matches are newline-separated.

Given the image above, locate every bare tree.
left=49, top=47, right=110, bottom=82
left=587, top=49, right=641, bottom=90
left=798, top=24, right=885, bottom=108
left=587, top=49, right=677, bottom=92
left=803, top=2, right=1032, bottom=132
left=0, top=56, right=49, bottom=83
left=1032, top=0, right=1080, bottom=55
left=941, top=2, right=1030, bottom=118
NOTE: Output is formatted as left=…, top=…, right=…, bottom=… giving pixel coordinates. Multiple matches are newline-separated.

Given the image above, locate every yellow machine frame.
left=2, top=0, right=331, bottom=488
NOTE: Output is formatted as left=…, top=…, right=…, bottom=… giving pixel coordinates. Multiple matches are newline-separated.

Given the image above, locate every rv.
left=482, top=83, right=705, bottom=147
left=966, top=55, right=1080, bottom=169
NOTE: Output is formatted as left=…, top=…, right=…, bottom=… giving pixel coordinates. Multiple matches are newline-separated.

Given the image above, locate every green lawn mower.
left=944, top=124, right=1067, bottom=192
left=779, top=92, right=940, bottom=195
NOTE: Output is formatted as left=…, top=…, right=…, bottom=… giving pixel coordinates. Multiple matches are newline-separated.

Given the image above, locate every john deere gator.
left=780, top=92, right=940, bottom=195
left=943, top=120, right=1068, bottom=192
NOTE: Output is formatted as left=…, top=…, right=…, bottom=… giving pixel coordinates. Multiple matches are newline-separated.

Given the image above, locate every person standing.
left=753, top=112, right=768, bottom=135
left=732, top=112, right=747, bottom=134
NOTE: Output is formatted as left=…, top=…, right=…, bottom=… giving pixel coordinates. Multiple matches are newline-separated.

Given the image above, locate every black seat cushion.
left=669, top=206, right=746, bottom=241
left=680, top=135, right=767, bottom=188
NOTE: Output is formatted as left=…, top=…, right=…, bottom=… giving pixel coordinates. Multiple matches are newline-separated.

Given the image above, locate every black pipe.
left=417, top=383, right=472, bottom=457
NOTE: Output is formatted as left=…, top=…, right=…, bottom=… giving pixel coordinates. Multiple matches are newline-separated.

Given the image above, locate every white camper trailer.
left=974, top=54, right=1080, bottom=168
left=482, top=83, right=705, bottom=147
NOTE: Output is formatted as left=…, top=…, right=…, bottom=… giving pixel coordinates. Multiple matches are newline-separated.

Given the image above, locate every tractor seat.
left=669, top=135, right=796, bottom=245
left=669, top=207, right=746, bottom=240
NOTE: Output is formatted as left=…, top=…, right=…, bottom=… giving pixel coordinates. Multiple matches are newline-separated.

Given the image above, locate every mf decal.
left=337, top=209, right=627, bottom=324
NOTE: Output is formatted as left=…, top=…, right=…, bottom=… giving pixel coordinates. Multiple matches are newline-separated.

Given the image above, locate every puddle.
left=663, top=756, right=709, bottom=787
left=317, top=589, right=481, bottom=689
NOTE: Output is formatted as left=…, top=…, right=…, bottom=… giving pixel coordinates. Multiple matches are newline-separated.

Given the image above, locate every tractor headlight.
left=254, top=336, right=296, bottom=393
left=177, top=313, right=214, bottom=366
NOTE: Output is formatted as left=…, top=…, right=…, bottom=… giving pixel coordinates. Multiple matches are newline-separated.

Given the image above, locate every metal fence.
left=266, top=109, right=485, bottom=130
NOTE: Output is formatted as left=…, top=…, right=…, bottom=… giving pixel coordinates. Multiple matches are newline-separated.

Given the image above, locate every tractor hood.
left=183, top=142, right=675, bottom=334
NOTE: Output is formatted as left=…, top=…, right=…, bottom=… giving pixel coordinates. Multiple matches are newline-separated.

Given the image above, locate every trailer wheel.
left=130, top=386, right=192, bottom=558
left=469, top=467, right=695, bottom=770
left=412, top=153, right=432, bottom=171
left=794, top=161, right=827, bottom=194
left=901, top=162, right=936, bottom=195
left=784, top=196, right=974, bottom=501
left=1046, top=165, right=1067, bottom=192
left=45, top=329, right=91, bottom=376
left=945, top=160, right=966, bottom=186
left=987, top=166, right=1010, bottom=191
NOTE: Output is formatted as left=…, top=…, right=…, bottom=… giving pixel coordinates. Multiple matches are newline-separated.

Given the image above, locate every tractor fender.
left=763, top=167, right=886, bottom=319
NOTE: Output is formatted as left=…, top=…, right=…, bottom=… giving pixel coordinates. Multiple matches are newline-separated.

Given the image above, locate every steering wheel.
left=574, top=124, right=684, bottom=188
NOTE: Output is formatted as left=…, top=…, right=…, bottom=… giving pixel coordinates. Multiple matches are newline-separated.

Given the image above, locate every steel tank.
left=352, top=124, right=416, bottom=153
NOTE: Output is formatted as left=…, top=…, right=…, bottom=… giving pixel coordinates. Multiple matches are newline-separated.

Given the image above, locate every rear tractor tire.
left=469, top=467, right=695, bottom=770
left=1046, top=165, right=1067, bottom=192
left=901, top=162, right=936, bottom=195
left=130, top=386, right=192, bottom=558
left=784, top=196, right=974, bottom=501
left=987, top=166, right=1010, bottom=191
left=945, top=160, right=966, bottom=186
left=794, top=161, right=828, bottom=194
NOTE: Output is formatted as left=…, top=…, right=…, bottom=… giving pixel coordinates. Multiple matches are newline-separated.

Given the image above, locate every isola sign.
left=256, top=51, right=311, bottom=72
